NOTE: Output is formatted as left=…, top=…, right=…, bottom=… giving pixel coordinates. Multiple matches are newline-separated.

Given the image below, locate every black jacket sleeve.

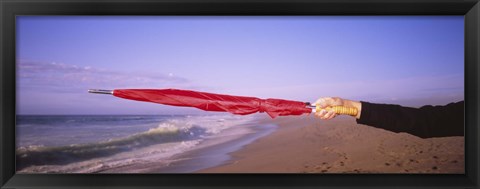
left=356, top=101, right=464, bottom=138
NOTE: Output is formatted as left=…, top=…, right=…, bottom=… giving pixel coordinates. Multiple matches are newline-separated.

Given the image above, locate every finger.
left=315, top=109, right=328, bottom=118
left=312, top=98, right=325, bottom=108
left=323, top=110, right=336, bottom=120
left=327, top=111, right=337, bottom=119
left=314, top=97, right=334, bottom=108
left=315, top=111, right=327, bottom=120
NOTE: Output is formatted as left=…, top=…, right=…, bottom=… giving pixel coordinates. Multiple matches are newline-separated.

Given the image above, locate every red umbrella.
left=88, top=89, right=357, bottom=118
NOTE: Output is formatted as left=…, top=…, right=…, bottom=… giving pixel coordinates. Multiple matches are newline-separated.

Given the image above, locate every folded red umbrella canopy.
left=88, top=88, right=357, bottom=118
left=89, top=88, right=311, bottom=118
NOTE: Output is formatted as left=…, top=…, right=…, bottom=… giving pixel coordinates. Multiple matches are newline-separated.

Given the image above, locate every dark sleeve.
left=356, top=101, right=464, bottom=138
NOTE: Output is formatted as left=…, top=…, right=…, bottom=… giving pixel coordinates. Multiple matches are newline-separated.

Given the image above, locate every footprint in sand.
left=312, top=162, right=331, bottom=173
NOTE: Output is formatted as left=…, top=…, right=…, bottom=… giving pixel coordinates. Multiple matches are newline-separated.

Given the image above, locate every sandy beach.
left=198, top=115, right=464, bottom=173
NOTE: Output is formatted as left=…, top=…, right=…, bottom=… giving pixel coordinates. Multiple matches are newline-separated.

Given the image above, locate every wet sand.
left=198, top=116, right=464, bottom=173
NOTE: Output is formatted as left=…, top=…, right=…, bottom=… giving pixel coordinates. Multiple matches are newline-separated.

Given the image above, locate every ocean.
left=16, top=114, right=275, bottom=173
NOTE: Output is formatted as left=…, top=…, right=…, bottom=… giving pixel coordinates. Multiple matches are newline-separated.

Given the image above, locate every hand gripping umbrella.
left=88, top=89, right=358, bottom=118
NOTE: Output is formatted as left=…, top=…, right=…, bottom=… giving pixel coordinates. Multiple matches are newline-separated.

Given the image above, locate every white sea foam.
left=17, top=114, right=258, bottom=173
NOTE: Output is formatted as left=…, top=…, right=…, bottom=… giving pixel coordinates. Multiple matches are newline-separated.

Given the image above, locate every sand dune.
left=198, top=116, right=464, bottom=173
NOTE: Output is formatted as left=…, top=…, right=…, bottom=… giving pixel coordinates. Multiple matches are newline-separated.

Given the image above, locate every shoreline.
left=147, top=121, right=277, bottom=173
left=98, top=115, right=277, bottom=173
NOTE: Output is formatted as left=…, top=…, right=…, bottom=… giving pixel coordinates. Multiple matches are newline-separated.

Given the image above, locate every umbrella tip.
left=88, top=89, right=113, bottom=95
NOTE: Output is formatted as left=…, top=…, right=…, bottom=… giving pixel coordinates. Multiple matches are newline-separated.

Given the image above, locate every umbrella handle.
left=307, top=103, right=358, bottom=116
left=317, top=106, right=358, bottom=116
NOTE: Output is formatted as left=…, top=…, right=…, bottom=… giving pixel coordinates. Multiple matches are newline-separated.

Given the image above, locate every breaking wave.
left=16, top=123, right=207, bottom=170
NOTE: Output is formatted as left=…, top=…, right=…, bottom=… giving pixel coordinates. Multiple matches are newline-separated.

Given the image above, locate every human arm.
left=314, top=98, right=464, bottom=138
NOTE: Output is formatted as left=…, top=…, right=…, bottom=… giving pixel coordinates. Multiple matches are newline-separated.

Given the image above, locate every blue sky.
left=16, top=16, right=464, bottom=115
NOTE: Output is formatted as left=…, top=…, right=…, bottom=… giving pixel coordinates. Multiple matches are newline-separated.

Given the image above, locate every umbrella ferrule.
left=305, top=102, right=315, bottom=108
left=88, top=89, right=113, bottom=95
left=305, top=102, right=317, bottom=112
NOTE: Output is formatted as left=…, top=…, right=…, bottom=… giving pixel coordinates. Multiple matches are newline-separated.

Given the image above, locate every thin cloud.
left=17, top=60, right=195, bottom=92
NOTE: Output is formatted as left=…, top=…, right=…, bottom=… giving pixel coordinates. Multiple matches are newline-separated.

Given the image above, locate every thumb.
left=314, top=97, right=332, bottom=108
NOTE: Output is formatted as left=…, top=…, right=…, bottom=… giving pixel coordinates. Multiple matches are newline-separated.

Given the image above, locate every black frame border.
left=1, top=0, right=479, bottom=188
